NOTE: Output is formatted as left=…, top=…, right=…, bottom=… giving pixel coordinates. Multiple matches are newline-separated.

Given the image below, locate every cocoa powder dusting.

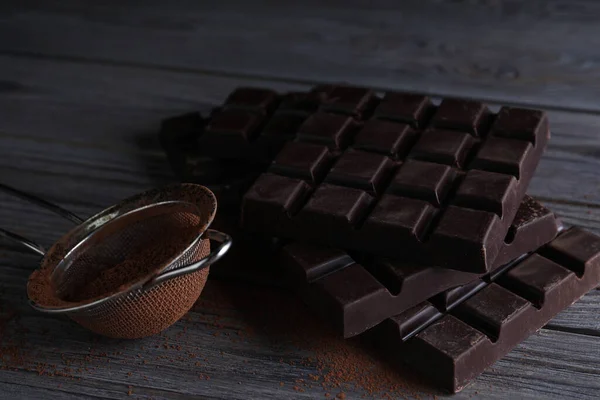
left=5, top=270, right=437, bottom=398
left=194, top=282, right=436, bottom=399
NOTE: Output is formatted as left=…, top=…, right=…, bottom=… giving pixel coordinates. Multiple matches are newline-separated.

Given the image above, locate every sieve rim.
left=27, top=184, right=217, bottom=313
left=30, top=229, right=231, bottom=315
left=53, top=201, right=204, bottom=303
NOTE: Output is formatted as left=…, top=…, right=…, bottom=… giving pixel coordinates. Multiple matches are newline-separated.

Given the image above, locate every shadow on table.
left=194, top=279, right=444, bottom=399
left=132, top=128, right=179, bottom=187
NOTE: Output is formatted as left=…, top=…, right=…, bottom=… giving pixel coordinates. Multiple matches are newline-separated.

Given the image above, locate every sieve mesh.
left=25, top=184, right=224, bottom=339
left=70, top=239, right=210, bottom=339
left=55, top=206, right=202, bottom=302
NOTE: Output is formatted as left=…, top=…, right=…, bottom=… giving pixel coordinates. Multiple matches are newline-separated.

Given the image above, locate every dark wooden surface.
left=1, top=1, right=600, bottom=399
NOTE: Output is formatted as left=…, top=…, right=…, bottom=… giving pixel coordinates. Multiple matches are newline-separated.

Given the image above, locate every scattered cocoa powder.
left=193, top=281, right=435, bottom=399
left=2, top=275, right=437, bottom=398
left=27, top=267, right=63, bottom=308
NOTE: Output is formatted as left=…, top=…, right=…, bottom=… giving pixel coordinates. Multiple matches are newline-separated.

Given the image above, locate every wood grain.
left=0, top=56, right=599, bottom=399
left=5, top=1, right=600, bottom=112
left=1, top=245, right=600, bottom=400
left=1, top=2, right=600, bottom=398
left=1, top=54, right=600, bottom=229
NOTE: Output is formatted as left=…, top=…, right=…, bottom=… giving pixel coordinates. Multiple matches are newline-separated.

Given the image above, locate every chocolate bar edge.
left=366, top=227, right=600, bottom=393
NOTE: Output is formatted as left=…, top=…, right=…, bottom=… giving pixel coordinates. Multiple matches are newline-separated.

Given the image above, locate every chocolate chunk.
left=294, top=184, right=374, bottom=234
left=242, top=173, right=311, bottom=229
left=453, top=170, right=518, bottom=219
left=360, top=195, right=437, bottom=243
left=409, top=128, right=477, bottom=168
left=261, top=112, right=308, bottom=139
left=387, top=160, right=458, bottom=207
left=204, top=109, right=264, bottom=140
left=278, top=92, right=325, bottom=113
left=470, top=137, right=532, bottom=179
left=223, top=87, right=279, bottom=113
left=353, top=120, right=415, bottom=158
left=270, top=142, right=333, bottom=184
left=319, top=86, right=378, bottom=117
left=537, top=227, right=600, bottom=276
left=196, top=109, right=268, bottom=162
left=296, top=112, right=357, bottom=149
left=373, top=92, right=433, bottom=128
left=367, top=227, right=600, bottom=393
left=280, top=196, right=559, bottom=337
left=237, top=88, right=549, bottom=272
left=159, top=86, right=550, bottom=271
left=491, top=107, right=549, bottom=145
left=324, top=150, right=395, bottom=194
left=496, top=253, right=574, bottom=308
left=159, top=112, right=205, bottom=178
left=431, top=99, right=491, bottom=136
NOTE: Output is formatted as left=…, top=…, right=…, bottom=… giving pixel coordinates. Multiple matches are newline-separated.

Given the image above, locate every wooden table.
left=1, top=2, right=600, bottom=399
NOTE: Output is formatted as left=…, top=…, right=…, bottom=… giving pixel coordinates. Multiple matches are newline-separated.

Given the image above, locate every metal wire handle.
left=0, top=228, right=46, bottom=256
left=145, top=229, right=231, bottom=289
left=0, top=183, right=83, bottom=224
left=0, top=183, right=83, bottom=254
left=0, top=183, right=231, bottom=281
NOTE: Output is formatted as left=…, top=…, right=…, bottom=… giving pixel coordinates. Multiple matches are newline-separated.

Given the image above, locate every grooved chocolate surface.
left=230, top=86, right=551, bottom=272
left=160, top=87, right=550, bottom=252
left=368, top=227, right=600, bottom=393
left=280, top=196, right=559, bottom=337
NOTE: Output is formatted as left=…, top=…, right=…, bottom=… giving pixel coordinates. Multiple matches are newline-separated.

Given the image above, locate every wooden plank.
left=5, top=1, right=600, bottom=112
left=1, top=53, right=599, bottom=316
left=1, top=157, right=599, bottom=398
left=0, top=54, right=305, bottom=149
left=1, top=54, right=600, bottom=217
left=1, top=249, right=599, bottom=400
left=460, top=329, right=600, bottom=400
left=546, top=290, right=600, bottom=337
left=1, top=53, right=600, bottom=398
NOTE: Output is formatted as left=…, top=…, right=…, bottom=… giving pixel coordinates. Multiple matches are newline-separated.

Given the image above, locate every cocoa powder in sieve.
left=70, top=235, right=191, bottom=302
left=28, top=227, right=199, bottom=306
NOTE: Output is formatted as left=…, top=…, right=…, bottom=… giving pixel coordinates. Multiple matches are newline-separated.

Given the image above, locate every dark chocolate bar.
left=159, top=113, right=264, bottom=210
left=367, top=227, right=600, bottom=393
left=160, top=111, right=205, bottom=180
left=160, top=87, right=550, bottom=253
left=208, top=214, right=285, bottom=287
left=197, top=87, right=370, bottom=164
left=279, top=196, right=559, bottom=337
left=238, top=87, right=550, bottom=272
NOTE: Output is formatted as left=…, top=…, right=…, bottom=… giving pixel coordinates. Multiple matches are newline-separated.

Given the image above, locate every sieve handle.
left=144, top=229, right=232, bottom=289
left=0, top=183, right=84, bottom=259
left=0, top=183, right=84, bottom=225
left=0, top=228, right=46, bottom=257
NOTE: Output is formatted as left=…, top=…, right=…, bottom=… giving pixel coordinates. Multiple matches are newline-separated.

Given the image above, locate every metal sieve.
left=0, top=183, right=232, bottom=339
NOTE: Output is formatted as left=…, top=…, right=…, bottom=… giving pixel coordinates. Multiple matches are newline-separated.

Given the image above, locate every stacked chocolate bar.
left=159, top=85, right=600, bottom=393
